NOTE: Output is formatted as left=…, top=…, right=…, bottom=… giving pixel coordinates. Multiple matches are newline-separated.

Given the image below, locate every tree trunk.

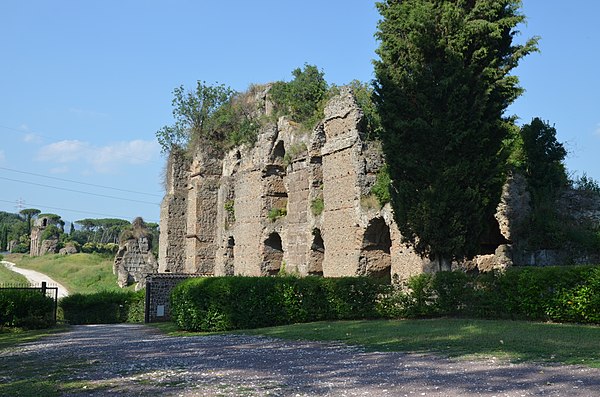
left=437, top=255, right=451, bottom=272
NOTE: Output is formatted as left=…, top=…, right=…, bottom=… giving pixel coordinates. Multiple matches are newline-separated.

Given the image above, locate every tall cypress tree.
left=374, top=0, right=538, bottom=269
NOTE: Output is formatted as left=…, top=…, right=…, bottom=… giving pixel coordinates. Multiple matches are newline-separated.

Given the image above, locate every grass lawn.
left=5, top=253, right=122, bottom=294
left=0, top=325, right=70, bottom=351
left=152, top=318, right=600, bottom=368
left=0, top=262, right=28, bottom=285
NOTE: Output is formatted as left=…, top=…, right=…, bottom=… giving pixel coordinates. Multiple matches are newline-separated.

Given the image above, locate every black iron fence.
left=0, top=281, right=59, bottom=324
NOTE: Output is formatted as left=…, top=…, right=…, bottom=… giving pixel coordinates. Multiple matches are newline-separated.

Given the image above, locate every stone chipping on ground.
left=2, top=324, right=600, bottom=396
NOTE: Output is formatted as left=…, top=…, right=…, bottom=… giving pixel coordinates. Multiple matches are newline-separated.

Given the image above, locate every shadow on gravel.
left=2, top=324, right=599, bottom=396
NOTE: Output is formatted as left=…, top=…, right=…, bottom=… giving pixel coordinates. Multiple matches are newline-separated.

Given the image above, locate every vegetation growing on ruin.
left=310, top=197, right=324, bottom=216
left=349, top=80, right=382, bottom=140
left=374, top=0, right=539, bottom=268
left=282, top=142, right=308, bottom=167
left=224, top=200, right=235, bottom=220
left=269, top=64, right=330, bottom=131
left=268, top=207, right=287, bottom=222
left=505, top=118, right=600, bottom=252
left=371, top=164, right=391, bottom=206
left=156, top=81, right=261, bottom=154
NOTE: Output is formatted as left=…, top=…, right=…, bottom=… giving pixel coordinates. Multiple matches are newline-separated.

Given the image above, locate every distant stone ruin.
left=113, top=218, right=158, bottom=289
left=157, top=87, right=600, bottom=279
left=30, top=216, right=58, bottom=256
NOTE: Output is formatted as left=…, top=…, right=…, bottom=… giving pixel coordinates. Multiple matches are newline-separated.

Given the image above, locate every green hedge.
left=0, top=289, right=55, bottom=329
left=59, top=290, right=145, bottom=324
left=379, top=266, right=600, bottom=324
left=171, top=276, right=383, bottom=331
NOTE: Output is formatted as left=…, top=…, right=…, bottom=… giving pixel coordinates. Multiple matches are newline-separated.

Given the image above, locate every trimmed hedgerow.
left=0, top=289, right=55, bottom=329
left=59, top=290, right=145, bottom=325
left=170, top=276, right=384, bottom=332
left=378, top=266, right=600, bottom=324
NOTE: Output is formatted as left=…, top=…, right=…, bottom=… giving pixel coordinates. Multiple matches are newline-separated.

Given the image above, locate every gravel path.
left=3, top=324, right=600, bottom=396
left=1, top=260, right=70, bottom=298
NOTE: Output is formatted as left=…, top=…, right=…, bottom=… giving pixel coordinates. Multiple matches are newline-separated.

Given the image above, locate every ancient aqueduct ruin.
left=155, top=87, right=533, bottom=281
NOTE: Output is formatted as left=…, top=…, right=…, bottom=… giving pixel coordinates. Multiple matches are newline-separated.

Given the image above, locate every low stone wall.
left=145, top=273, right=209, bottom=323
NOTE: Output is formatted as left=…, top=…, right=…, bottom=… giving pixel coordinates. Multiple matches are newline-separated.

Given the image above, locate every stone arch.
left=272, top=140, right=286, bottom=161
left=224, top=236, right=235, bottom=276
left=359, top=217, right=392, bottom=282
left=308, top=228, right=324, bottom=276
left=262, top=232, right=283, bottom=276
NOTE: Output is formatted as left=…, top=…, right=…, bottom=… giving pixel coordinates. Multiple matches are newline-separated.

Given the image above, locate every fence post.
left=144, top=280, right=151, bottom=323
left=53, top=286, right=58, bottom=324
left=41, top=281, right=47, bottom=295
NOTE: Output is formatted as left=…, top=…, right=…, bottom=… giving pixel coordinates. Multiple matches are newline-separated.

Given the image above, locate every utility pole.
left=15, top=197, right=25, bottom=212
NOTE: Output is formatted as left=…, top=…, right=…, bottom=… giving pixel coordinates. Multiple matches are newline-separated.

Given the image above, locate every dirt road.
left=1, top=260, right=69, bottom=298
left=2, top=324, right=600, bottom=396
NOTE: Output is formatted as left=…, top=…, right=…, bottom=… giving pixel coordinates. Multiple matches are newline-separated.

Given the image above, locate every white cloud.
left=37, top=140, right=89, bottom=163
left=36, top=139, right=160, bottom=174
left=23, top=133, right=43, bottom=144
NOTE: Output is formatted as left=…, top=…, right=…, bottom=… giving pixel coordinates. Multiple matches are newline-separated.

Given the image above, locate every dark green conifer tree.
left=374, top=0, right=538, bottom=269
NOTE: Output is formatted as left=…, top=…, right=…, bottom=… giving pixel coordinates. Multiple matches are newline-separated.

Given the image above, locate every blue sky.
left=1, top=1, right=599, bottom=225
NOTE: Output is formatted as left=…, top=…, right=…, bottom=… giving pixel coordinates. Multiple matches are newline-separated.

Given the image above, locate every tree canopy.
left=374, top=0, right=538, bottom=268
left=156, top=81, right=260, bottom=154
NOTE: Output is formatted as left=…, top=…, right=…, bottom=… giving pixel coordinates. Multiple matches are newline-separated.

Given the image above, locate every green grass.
left=0, top=262, right=28, bottom=285
left=0, top=325, right=70, bottom=350
left=6, top=253, right=123, bottom=294
left=152, top=318, right=600, bottom=368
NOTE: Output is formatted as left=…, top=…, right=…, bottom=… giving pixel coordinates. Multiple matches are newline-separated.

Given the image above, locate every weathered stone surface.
left=59, top=243, right=78, bottom=255
left=158, top=86, right=431, bottom=281
left=39, top=239, right=58, bottom=255
left=160, top=85, right=600, bottom=279
left=114, top=236, right=158, bottom=290
left=30, top=216, right=59, bottom=256
left=495, top=172, right=530, bottom=243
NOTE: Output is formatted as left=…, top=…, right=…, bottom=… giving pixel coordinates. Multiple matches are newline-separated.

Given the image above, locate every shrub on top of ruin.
left=269, top=64, right=330, bottom=131
left=156, top=81, right=261, bottom=155
left=349, top=80, right=383, bottom=140
left=572, top=173, right=600, bottom=195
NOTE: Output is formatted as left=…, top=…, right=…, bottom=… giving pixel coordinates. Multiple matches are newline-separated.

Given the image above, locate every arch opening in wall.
left=308, top=228, right=324, bottom=276
left=232, top=151, right=241, bottom=175
left=272, top=140, right=286, bottom=161
left=224, top=236, right=235, bottom=276
left=359, top=217, right=392, bottom=283
left=262, top=232, right=283, bottom=276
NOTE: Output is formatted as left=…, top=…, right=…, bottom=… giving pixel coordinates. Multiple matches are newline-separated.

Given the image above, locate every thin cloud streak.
left=36, top=139, right=160, bottom=174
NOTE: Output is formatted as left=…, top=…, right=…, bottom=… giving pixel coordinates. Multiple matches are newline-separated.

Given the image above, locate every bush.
left=10, top=243, right=29, bottom=254
left=170, top=276, right=384, bottom=332
left=0, top=289, right=55, bottom=329
left=269, top=64, right=329, bottom=130
left=380, top=266, right=600, bottom=324
left=59, top=290, right=145, bottom=324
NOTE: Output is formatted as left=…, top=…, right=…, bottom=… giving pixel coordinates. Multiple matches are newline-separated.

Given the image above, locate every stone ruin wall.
left=158, top=87, right=434, bottom=280
left=113, top=235, right=158, bottom=290
left=158, top=86, right=600, bottom=279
